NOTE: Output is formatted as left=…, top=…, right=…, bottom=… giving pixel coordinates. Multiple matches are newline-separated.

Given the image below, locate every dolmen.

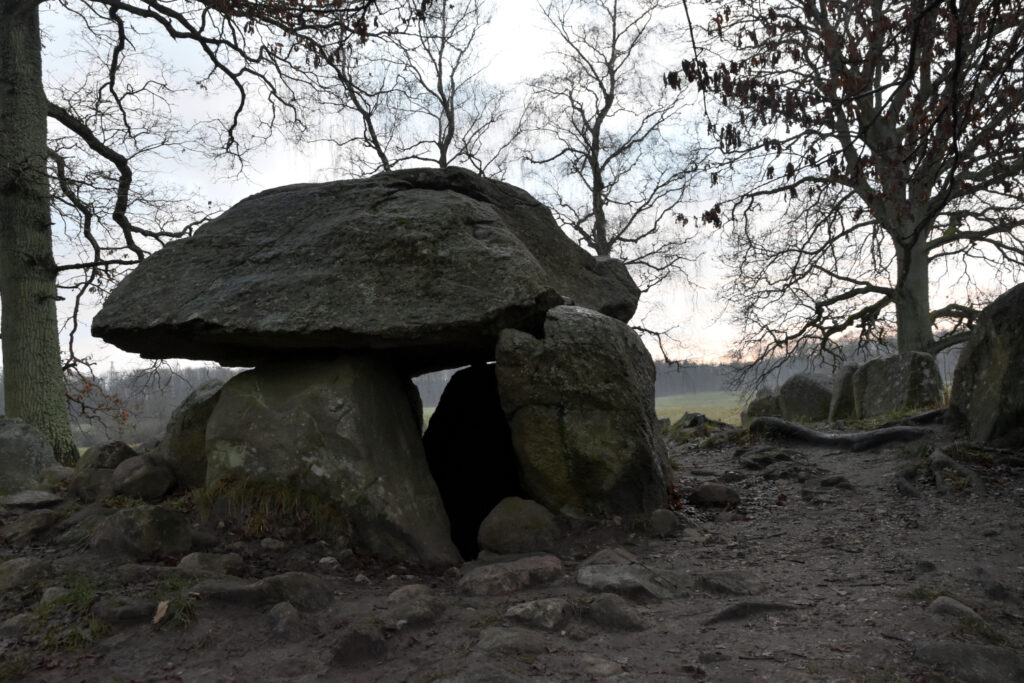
left=93, top=167, right=670, bottom=565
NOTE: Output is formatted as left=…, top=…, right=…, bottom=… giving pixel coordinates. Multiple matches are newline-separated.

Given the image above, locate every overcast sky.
left=39, top=1, right=737, bottom=372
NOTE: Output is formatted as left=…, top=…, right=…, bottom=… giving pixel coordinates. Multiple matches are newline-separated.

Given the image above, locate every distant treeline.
left=0, top=345, right=963, bottom=448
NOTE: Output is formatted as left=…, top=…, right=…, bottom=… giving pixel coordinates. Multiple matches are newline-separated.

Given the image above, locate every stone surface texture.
left=777, top=373, right=832, bottom=422
left=852, top=352, right=943, bottom=418
left=0, top=418, right=55, bottom=494
left=204, top=357, right=460, bottom=566
left=476, top=496, right=559, bottom=555
left=92, top=167, right=639, bottom=371
left=156, top=379, right=224, bottom=489
left=949, top=283, right=1024, bottom=446
left=495, top=306, right=669, bottom=516
left=828, top=363, right=860, bottom=422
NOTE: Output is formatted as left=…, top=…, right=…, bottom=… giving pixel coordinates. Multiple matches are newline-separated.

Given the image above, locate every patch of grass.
left=952, top=615, right=1009, bottom=646
left=194, top=478, right=350, bottom=539
left=656, top=391, right=745, bottom=426
left=0, top=655, right=29, bottom=680
left=100, top=494, right=148, bottom=509
left=33, top=576, right=108, bottom=652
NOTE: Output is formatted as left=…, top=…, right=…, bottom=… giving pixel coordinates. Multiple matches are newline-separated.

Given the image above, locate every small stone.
left=332, top=616, right=387, bottom=666
left=0, top=490, right=64, bottom=508
left=92, top=597, right=159, bottom=625
left=318, top=556, right=340, bottom=571
left=354, top=573, right=370, bottom=584
left=78, top=441, right=137, bottom=470
left=688, top=483, right=740, bottom=508
left=457, top=555, right=563, bottom=596
left=0, top=557, right=51, bottom=592
left=384, top=584, right=442, bottom=628
left=1, top=508, right=61, bottom=545
left=268, top=601, right=305, bottom=642
left=583, top=593, right=646, bottom=631
left=260, top=537, right=287, bottom=551
left=505, top=597, right=570, bottom=630
left=178, top=552, right=244, bottom=576
left=647, top=509, right=678, bottom=537
left=820, top=475, right=853, bottom=489
left=68, top=468, right=114, bottom=503
left=39, top=586, right=70, bottom=606
left=695, top=570, right=764, bottom=596
left=475, top=626, right=548, bottom=655
left=704, top=601, right=798, bottom=625
left=576, top=549, right=691, bottom=600
left=477, top=497, right=559, bottom=555
left=111, top=455, right=176, bottom=501
left=928, top=595, right=982, bottom=621
left=0, top=612, right=38, bottom=637
left=916, top=640, right=1024, bottom=682
left=89, top=505, right=192, bottom=560
left=579, top=654, right=624, bottom=678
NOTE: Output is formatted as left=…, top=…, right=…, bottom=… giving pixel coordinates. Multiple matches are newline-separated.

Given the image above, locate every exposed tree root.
left=748, top=416, right=932, bottom=452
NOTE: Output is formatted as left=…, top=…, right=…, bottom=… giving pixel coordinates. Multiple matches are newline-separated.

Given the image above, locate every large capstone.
left=92, top=167, right=639, bottom=372
left=495, top=306, right=670, bottom=516
left=204, top=357, right=460, bottom=566
left=949, top=284, right=1024, bottom=446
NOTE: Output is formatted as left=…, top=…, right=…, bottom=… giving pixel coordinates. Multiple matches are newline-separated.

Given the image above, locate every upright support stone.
left=205, top=357, right=460, bottom=566
left=852, top=352, right=942, bottom=419
left=495, top=306, right=669, bottom=516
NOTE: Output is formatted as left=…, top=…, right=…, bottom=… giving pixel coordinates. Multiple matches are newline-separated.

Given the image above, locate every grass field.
left=655, top=391, right=744, bottom=426
left=423, top=390, right=745, bottom=429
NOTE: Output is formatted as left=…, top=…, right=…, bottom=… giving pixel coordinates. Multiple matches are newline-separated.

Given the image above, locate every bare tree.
left=1, top=0, right=410, bottom=462
left=522, top=0, right=698, bottom=294
left=323, top=0, right=520, bottom=177
left=670, top=0, right=1024, bottom=381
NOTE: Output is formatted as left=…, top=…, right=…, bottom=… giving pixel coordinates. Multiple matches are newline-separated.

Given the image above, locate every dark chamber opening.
left=421, top=363, right=524, bottom=559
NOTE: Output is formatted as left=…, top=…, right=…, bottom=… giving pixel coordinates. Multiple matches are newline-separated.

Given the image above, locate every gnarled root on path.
left=747, top=416, right=933, bottom=452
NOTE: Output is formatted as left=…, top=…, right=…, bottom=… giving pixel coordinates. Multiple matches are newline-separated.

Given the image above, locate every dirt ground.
left=2, top=420, right=1023, bottom=682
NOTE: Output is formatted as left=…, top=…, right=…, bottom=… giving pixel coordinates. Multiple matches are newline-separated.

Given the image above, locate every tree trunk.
left=892, top=234, right=934, bottom=355
left=0, top=0, right=77, bottom=464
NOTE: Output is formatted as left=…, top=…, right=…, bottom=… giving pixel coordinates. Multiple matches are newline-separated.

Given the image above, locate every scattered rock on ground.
left=476, top=496, right=559, bottom=556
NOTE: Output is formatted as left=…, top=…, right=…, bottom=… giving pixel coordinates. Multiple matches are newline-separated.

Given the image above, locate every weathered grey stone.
left=928, top=595, right=983, bottom=621
left=853, top=352, right=943, bottom=418
left=0, top=490, right=63, bottom=508
left=177, top=552, right=244, bottom=576
left=89, top=505, right=192, bottom=560
left=576, top=547, right=692, bottom=600
left=268, top=601, right=305, bottom=642
left=0, top=418, right=55, bottom=494
left=384, top=584, right=443, bottom=627
left=78, top=441, right=136, bottom=470
left=828, top=363, right=859, bottom=422
left=741, top=389, right=780, bottom=426
left=332, top=616, right=388, bottom=665
left=423, top=364, right=523, bottom=559
left=695, top=570, right=764, bottom=596
left=192, top=572, right=330, bottom=612
left=582, top=592, right=646, bottom=631
left=496, top=306, right=669, bottom=516
left=68, top=468, right=114, bottom=503
left=458, top=555, right=564, bottom=596
left=505, top=597, right=570, bottom=630
left=93, top=167, right=639, bottom=371
left=92, top=597, right=159, bottom=625
left=647, top=509, right=678, bottom=537
left=204, top=357, right=459, bottom=566
left=156, top=379, right=224, bottom=490
left=916, top=641, right=1024, bottom=683
left=0, top=612, right=38, bottom=637
left=0, top=509, right=61, bottom=545
left=689, top=483, right=740, bottom=508
left=477, top=497, right=559, bottom=555
left=111, top=455, right=176, bottom=501
left=0, top=557, right=51, bottom=592
left=475, top=626, right=548, bottom=655
left=949, top=284, right=1024, bottom=446
left=777, top=373, right=832, bottom=422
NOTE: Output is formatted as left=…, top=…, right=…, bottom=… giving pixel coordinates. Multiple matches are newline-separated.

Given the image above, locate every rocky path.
left=2, top=426, right=1023, bottom=682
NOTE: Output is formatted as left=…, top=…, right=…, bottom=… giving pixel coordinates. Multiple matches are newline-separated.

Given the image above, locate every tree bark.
left=0, top=0, right=77, bottom=464
left=893, top=233, right=934, bottom=354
